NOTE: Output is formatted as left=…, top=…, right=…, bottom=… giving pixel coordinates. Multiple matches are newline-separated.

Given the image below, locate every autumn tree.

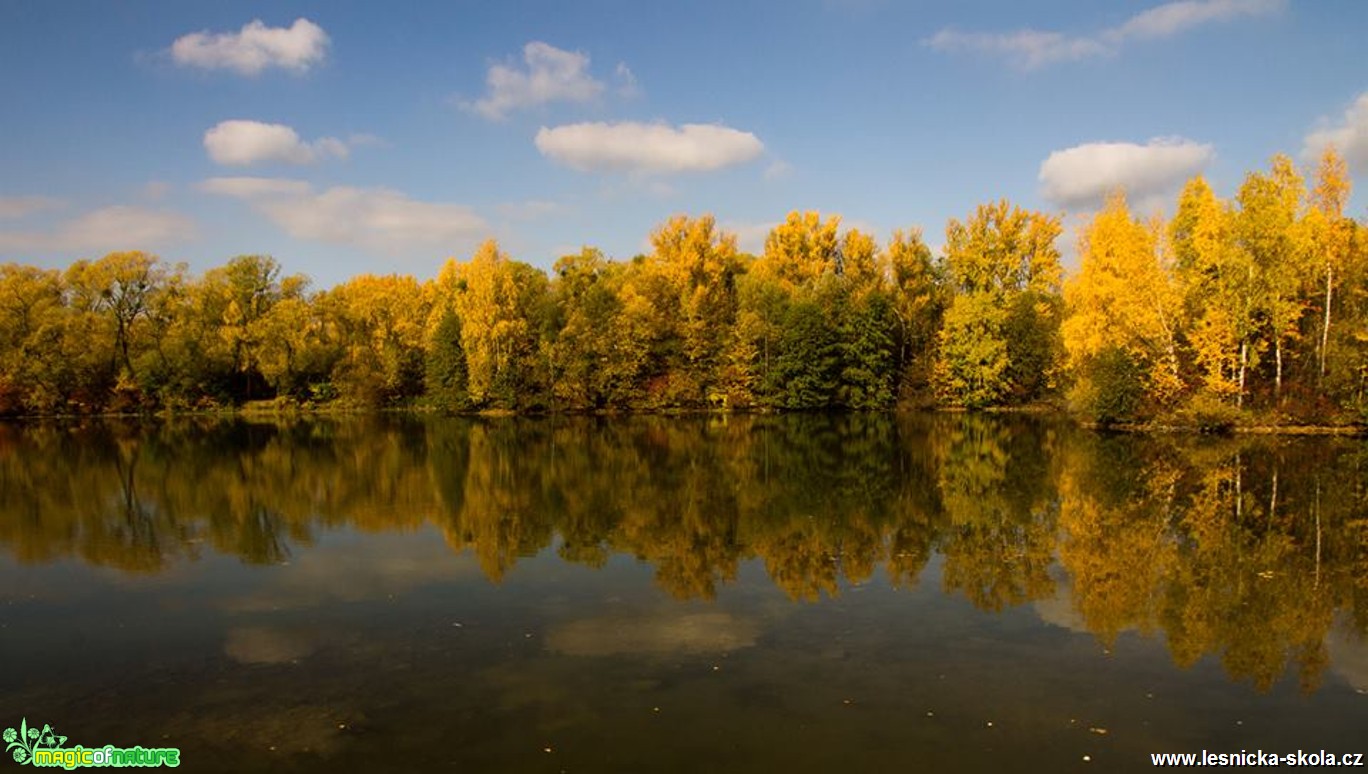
left=322, top=274, right=429, bottom=405
left=934, top=200, right=1063, bottom=406
left=1305, top=146, right=1356, bottom=398
left=883, top=228, right=943, bottom=398
left=440, top=240, right=549, bottom=409
left=1062, top=192, right=1184, bottom=421
left=1234, top=154, right=1309, bottom=404
left=1172, top=176, right=1251, bottom=405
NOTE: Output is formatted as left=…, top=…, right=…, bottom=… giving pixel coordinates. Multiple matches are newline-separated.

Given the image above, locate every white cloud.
left=204, top=120, right=352, bottom=166
left=201, top=177, right=487, bottom=254
left=170, top=18, right=329, bottom=76
left=199, top=176, right=313, bottom=198
left=0, top=195, right=63, bottom=219
left=1107, top=0, right=1284, bottom=42
left=928, top=0, right=1283, bottom=69
left=927, top=29, right=1109, bottom=69
left=615, top=62, right=641, bottom=98
left=466, top=42, right=606, bottom=120
left=764, top=160, right=795, bottom=181
left=1304, top=92, right=1368, bottom=174
left=535, top=121, right=764, bottom=175
left=1039, top=137, right=1214, bottom=208
left=0, top=206, right=196, bottom=253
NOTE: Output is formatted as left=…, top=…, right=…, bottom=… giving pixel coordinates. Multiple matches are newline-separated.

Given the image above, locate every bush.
left=1173, top=392, right=1244, bottom=434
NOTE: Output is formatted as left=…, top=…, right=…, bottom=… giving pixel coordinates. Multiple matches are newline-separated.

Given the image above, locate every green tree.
left=934, top=200, right=1063, bottom=406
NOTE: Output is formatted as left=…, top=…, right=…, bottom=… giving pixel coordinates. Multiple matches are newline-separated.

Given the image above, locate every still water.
left=1, top=414, right=1365, bottom=772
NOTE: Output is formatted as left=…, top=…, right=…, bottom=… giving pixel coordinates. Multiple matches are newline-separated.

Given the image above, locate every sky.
left=2, top=0, right=1367, bottom=288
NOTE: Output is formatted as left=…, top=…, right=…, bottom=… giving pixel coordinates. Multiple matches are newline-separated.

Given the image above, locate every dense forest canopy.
left=1, top=148, right=1364, bottom=423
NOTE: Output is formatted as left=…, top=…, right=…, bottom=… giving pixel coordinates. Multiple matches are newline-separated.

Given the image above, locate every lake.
left=1, top=414, right=1366, bottom=772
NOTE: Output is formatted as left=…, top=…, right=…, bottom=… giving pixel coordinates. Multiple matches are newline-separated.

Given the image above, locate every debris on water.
left=544, top=747, right=553, bottom=753
left=452, top=622, right=463, bottom=627
left=842, top=699, right=852, bottom=705
left=1088, top=727, right=1107, bottom=735
left=712, top=665, right=720, bottom=671
left=1083, top=755, right=1091, bottom=762
left=986, top=721, right=993, bottom=728
left=653, top=707, right=660, bottom=713
left=926, top=711, right=934, bottom=717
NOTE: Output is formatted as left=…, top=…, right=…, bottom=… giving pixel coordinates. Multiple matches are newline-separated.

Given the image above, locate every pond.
left=1, top=414, right=1365, bottom=772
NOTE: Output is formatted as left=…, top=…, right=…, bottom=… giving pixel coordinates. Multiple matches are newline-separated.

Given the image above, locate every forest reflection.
left=2, top=413, right=1367, bottom=692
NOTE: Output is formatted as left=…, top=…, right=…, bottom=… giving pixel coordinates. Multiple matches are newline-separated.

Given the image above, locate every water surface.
left=1, top=414, right=1366, bottom=772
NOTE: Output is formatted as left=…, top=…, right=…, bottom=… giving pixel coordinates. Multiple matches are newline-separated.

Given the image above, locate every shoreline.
left=1, top=403, right=1364, bottom=436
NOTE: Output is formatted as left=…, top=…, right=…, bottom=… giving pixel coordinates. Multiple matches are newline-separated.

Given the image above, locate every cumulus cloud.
left=1304, top=92, right=1368, bottom=174
left=170, top=18, right=329, bottom=75
left=535, top=121, right=764, bottom=175
left=0, top=205, right=196, bottom=253
left=204, top=120, right=354, bottom=166
left=1039, top=137, right=1214, bottom=208
left=466, top=42, right=607, bottom=120
left=0, top=195, right=63, bottom=219
left=928, top=0, right=1283, bottom=69
left=201, top=176, right=487, bottom=254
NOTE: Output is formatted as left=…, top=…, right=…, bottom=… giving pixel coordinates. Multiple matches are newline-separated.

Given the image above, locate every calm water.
left=1, top=414, right=1366, bottom=772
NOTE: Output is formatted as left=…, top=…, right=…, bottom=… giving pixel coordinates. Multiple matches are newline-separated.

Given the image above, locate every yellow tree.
left=1172, top=176, right=1250, bottom=404
left=1062, top=191, right=1184, bottom=418
left=1306, top=145, right=1353, bottom=383
left=322, top=274, right=430, bottom=404
left=649, top=214, right=741, bottom=401
left=63, top=251, right=177, bottom=389
left=1234, top=154, right=1310, bottom=403
left=0, top=264, right=71, bottom=411
left=882, top=228, right=942, bottom=393
left=761, top=211, right=842, bottom=286
left=443, top=240, right=548, bottom=408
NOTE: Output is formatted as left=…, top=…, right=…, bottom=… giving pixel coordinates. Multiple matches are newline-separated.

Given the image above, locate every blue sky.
left=2, top=0, right=1366, bottom=287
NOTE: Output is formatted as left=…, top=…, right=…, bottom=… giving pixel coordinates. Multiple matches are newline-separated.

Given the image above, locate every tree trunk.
left=1237, top=341, right=1248, bottom=408
left=1320, top=264, right=1333, bottom=383
left=1275, top=336, right=1283, bottom=403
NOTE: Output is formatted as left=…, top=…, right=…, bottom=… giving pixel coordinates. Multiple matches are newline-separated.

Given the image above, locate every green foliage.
left=767, top=299, right=840, bottom=409
left=425, top=312, right=472, bottom=411
left=1072, top=346, right=1147, bottom=425
left=934, top=293, right=1010, bottom=408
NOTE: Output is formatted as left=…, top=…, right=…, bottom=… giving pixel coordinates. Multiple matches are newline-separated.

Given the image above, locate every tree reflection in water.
left=1, top=413, right=1366, bottom=692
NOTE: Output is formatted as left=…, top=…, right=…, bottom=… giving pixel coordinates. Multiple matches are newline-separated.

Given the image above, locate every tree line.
left=1, top=147, right=1363, bottom=423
